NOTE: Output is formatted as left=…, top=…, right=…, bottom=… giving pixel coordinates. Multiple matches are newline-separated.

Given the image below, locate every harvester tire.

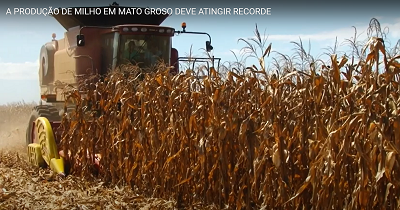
left=26, top=105, right=61, bottom=145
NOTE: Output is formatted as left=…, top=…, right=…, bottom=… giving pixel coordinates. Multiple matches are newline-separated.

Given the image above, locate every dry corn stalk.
left=59, top=33, right=400, bottom=210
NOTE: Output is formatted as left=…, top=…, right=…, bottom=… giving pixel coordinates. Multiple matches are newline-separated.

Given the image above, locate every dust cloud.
left=0, top=101, right=34, bottom=155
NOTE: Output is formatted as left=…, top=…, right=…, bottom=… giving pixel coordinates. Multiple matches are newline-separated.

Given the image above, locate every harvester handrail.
left=175, top=30, right=212, bottom=44
left=177, top=56, right=221, bottom=76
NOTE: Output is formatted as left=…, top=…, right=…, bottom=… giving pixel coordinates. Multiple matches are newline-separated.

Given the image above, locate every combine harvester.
left=26, top=2, right=220, bottom=176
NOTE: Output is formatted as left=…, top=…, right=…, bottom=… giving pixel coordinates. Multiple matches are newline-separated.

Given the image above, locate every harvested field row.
left=0, top=151, right=188, bottom=210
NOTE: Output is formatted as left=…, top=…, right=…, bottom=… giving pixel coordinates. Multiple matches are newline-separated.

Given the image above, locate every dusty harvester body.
left=26, top=2, right=220, bottom=176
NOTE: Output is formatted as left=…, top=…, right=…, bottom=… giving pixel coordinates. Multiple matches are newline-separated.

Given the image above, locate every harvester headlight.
left=131, top=27, right=138, bottom=32
left=166, top=29, right=171, bottom=33
left=123, top=27, right=129, bottom=32
left=141, top=28, right=147, bottom=32
left=159, top=29, right=165, bottom=33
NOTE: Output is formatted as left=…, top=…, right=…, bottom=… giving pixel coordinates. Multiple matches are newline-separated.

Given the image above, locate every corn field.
left=59, top=19, right=400, bottom=209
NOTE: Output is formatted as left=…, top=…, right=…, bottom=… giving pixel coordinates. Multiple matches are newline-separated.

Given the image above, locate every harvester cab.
left=76, top=21, right=220, bottom=73
left=26, top=2, right=221, bottom=177
left=73, top=11, right=220, bottom=76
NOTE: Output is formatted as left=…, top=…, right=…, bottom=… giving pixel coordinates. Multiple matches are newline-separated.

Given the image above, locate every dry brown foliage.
left=58, top=19, right=400, bottom=209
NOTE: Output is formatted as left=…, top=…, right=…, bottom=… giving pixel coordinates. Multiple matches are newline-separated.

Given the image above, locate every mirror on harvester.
left=206, top=41, right=213, bottom=52
left=77, top=34, right=85, bottom=46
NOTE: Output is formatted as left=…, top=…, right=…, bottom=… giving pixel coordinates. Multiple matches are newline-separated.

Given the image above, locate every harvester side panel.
left=53, top=26, right=80, bottom=84
left=53, top=27, right=82, bottom=102
left=74, top=27, right=103, bottom=81
left=40, top=27, right=81, bottom=101
left=41, top=27, right=104, bottom=102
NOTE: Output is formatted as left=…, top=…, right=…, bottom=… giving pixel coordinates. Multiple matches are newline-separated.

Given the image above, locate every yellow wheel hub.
left=27, top=117, right=65, bottom=176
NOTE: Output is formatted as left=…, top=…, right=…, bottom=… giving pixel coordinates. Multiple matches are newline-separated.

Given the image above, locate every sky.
left=0, top=0, right=399, bottom=104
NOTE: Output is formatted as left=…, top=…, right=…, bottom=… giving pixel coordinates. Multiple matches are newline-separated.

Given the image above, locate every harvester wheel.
left=25, top=105, right=61, bottom=145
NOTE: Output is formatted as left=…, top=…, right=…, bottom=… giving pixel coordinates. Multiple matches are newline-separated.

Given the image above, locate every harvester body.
left=27, top=3, right=220, bottom=176
left=39, top=5, right=179, bottom=105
